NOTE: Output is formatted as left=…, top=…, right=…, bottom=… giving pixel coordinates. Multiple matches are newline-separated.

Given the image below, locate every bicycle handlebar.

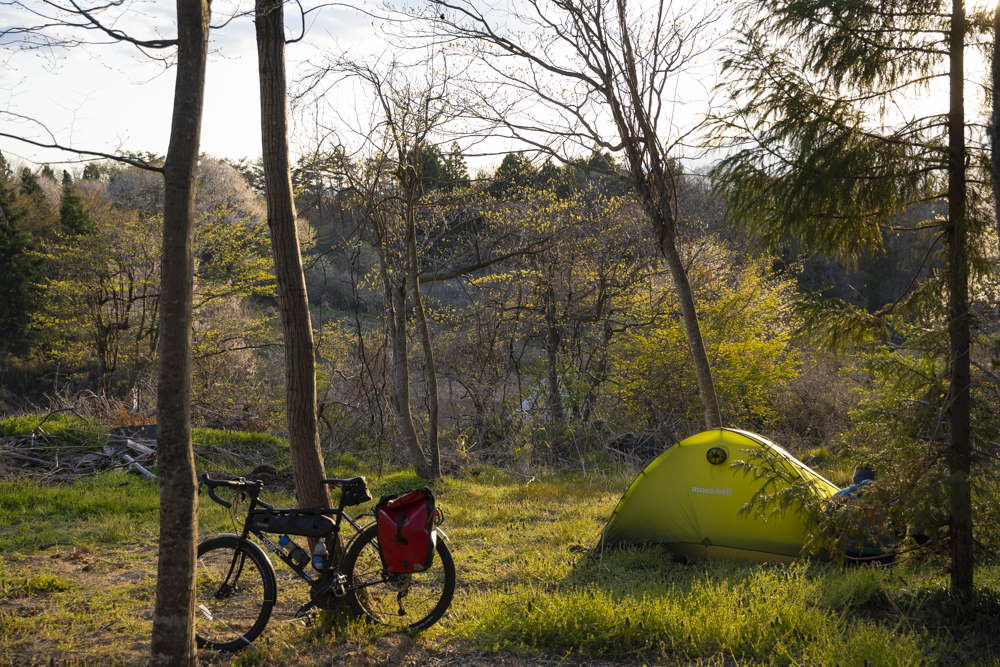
left=198, top=474, right=262, bottom=509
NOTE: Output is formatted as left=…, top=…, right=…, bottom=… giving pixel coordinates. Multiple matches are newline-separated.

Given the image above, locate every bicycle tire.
left=342, top=524, right=455, bottom=631
left=195, top=535, right=277, bottom=651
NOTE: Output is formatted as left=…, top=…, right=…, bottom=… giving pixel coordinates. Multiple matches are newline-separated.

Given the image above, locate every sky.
left=0, top=0, right=384, bottom=171
left=0, top=0, right=729, bottom=176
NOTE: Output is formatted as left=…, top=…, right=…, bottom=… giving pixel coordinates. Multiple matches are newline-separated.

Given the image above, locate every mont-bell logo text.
left=691, top=486, right=732, bottom=496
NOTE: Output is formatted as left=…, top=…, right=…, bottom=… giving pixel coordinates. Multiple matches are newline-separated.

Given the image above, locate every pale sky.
left=0, top=0, right=382, bottom=171
left=1, top=0, right=731, bottom=175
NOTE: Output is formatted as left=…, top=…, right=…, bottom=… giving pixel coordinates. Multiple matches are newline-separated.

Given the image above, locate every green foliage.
left=488, top=152, right=539, bottom=199
left=19, top=167, right=41, bottom=196
left=610, top=252, right=801, bottom=430
left=0, top=197, right=45, bottom=355
left=711, top=0, right=992, bottom=589
left=59, top=185, right=96, bottom=236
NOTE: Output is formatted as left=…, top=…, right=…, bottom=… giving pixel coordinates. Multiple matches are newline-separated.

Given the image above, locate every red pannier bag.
left=375, top=487, right=436, bottom=573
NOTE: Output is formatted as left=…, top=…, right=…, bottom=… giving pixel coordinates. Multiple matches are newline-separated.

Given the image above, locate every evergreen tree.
left=0, top=187, right=45, bottom=355
left=82, top=162, right=102, bottom=181
left=20, top=168, right=41, bottom=196
left=712, top=0, right=988, bottom=591
left=62, top=170, right=72, bottom=186
left=488, top=152, right=538, bottom=198
left=441, top=141, right=469, bottom=190
left=59, top=185, right=96, bottom=235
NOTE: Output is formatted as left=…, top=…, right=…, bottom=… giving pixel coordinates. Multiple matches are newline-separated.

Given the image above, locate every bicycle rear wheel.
left=342, top=524, right=455, bottom=631
left=195, top=535, right=277, bottom=651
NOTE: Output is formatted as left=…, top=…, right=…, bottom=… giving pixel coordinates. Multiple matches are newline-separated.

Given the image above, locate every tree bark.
left=947, top=0, right=973, bottom=593
left=383, top=261, right=434, bottom=478
left=648, top=201, right=722, bottom=430
left=255, top=0, right=331, bottom=513
left=993, top=4, right=1000, bottom=257
left=544, top=282, right=564, bottom=426
left=149, top=0, right=210, bottom=663
left=407, top=212, right=442, bottom=479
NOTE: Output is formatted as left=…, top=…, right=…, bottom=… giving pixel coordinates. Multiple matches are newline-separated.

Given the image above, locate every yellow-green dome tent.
left=601, top=428, right=839, bottom=563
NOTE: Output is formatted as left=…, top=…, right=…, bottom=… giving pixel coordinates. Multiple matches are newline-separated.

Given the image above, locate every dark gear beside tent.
left=601, top=428, right=839, bottom=563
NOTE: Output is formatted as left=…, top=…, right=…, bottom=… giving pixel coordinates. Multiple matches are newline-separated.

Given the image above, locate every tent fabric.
left=601, top=428, right=839, bottom=563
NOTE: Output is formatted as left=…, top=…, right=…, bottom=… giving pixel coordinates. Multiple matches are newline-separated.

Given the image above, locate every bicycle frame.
left=202, top=476, right=384, bottom=618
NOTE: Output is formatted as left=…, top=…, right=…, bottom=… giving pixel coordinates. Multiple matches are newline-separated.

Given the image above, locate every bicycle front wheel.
left=195, top=535, right=277, bottom=651
left=343, top=524, right=455, bottom=631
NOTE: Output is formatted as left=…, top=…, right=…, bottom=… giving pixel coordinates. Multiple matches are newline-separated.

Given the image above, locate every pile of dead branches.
left=1, top=417, right=274, bottom=483
left=0, top=429, right=156, bottom=481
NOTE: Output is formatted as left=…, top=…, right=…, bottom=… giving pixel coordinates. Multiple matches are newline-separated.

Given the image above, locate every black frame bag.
left=375, top=487, right=436, bottom=573
left=248, top=508, right=335, bottom=537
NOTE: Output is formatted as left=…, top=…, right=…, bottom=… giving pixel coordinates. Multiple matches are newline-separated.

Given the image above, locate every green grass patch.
left=2, top=454, right=999, bottom=665
left=0, top=413, right=106, bottom=448
left=192, top=428, right=287, bottom=451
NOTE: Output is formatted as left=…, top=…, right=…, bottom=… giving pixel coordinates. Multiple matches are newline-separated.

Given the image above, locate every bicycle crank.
left=396, top=588, right=409, bottom=616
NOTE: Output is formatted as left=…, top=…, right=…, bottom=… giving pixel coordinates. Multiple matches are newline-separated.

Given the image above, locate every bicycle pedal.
left=295, top=604, right=318, bottom=623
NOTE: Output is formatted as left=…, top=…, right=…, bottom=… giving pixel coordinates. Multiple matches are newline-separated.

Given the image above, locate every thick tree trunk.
left=993, top=4, right=1000, bottom=256
left=947, top=0, right=973, bottom=594
left=255, top=0, right=331, bottom=513
left=149, top=0, right=210, bottom=663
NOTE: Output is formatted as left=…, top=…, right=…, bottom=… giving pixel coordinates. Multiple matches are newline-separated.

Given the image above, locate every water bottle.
left=278, top=535, right=309, bottom=567
left=312, top=539, right=327, bottom=572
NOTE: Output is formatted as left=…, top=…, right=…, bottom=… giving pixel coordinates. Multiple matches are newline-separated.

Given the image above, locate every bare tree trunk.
left=256, top=0, right=331, bottom=514
left=581, top=325, right=614, bottom=423
left=149, top=0, right=210, bottom=663
left=544, top=283, right=564, bottom=426
left=649, top=205, right=722, bottom=430
left=384, top=266, right=434, bottom=478
left=993, top=4, right=1000, bottom=256
left=407, top=218, right=441, bottom=479
left=947, top=0, right=973, bottom=593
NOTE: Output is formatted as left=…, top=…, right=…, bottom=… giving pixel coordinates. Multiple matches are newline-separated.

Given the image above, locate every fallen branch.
left=0, top=449, right=53, bottom=466
left=125, top=439, right=155, bottom=456
left=121, top=454, right=157, bottom=479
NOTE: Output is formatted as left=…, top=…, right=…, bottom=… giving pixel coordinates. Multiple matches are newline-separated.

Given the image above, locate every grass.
left=1, top=450, right=999, bottom=665
left=0, top=412, right=107, bottom=447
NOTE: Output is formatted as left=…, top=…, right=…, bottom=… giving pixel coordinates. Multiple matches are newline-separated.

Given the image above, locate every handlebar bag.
left=375, top=488, right=436, bottom=573
left=248, top=508, right=335, bottom=537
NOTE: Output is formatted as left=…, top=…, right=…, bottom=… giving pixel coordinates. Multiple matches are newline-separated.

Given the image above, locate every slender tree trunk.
left=384, top=266, right=433, bottom=479
left=544, top=283, right=564, bottom=426
left=652, top=208, right=722, bottom=430
left=947, top=0, right=974, bottom=594
left=149, top=0, right=210, bottom=663
left=406, top=211, right=441, bottom=479
left=581, top=325, right=614, bottom=423
left=255, top=0, right=331, bottom=514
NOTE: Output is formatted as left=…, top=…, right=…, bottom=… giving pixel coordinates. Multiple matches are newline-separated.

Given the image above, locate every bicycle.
left=196, top=473, right=456, bottom=651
